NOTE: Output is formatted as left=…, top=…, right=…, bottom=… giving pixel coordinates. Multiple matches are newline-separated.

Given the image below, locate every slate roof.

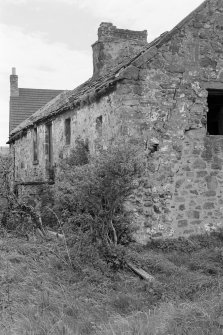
left=9, top=88, right=64, bottom=132
left=8, top=0, right=208, bottom=143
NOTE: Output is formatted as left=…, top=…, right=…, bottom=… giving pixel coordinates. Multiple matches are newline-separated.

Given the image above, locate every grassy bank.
left=0, top=232, right=223, bottom=334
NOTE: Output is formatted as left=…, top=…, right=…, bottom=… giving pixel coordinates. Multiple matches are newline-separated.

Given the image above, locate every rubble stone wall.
left=119, top=0, right=223, bottom=242
left=11, top=89, right=125, bottom=184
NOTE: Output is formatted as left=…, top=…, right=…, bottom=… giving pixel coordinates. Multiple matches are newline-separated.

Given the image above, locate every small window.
left=45, top=122, right=53, bottom=166
left=65, top=118, right=71, bottom=145
left=96, top=115, right=102, bottom=136
left=33, top=127, right=38, bottom=163
left=207, top=90, right=223, bottom=135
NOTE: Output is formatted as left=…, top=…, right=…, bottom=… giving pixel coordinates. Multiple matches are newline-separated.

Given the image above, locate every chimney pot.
left=12, top=67, right=16, bottom=75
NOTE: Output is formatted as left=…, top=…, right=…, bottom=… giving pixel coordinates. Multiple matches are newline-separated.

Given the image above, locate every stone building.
left=7, top=0, right=223, bottom=243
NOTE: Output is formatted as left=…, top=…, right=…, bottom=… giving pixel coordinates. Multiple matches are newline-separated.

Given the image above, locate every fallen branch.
left=110, top=219, right=117, bottom=245
left=126, top=262, right=155, bottom=282
left=46, top=230, right=65, bottom=241
left=36, top=228, right=46, bottom=239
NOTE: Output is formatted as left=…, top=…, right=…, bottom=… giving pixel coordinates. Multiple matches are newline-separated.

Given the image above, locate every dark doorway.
left=207, top=90, right=223, bottom=135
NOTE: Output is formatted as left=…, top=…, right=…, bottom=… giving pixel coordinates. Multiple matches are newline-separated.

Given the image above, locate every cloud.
left=58, top=0, right=204, bottom=40
left=1, top=0, right=204, bottom=40
left=0, top=23, right=92, bottom=145
left=2, top=0, right=27, bottom=3
left=73, top=0, right=204, bottom=39
left=0, top=24, right=92, bottom=86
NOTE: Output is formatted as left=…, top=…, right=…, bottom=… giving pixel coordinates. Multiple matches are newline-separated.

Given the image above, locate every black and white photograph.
left=1, top=0, right=223, bottom=333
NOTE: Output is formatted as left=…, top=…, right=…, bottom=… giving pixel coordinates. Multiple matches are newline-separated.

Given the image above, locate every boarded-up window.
left=96, top=115, right=102, bottom=136
left=33, top=127, right=38, bottom=163
left=65, top=118, right=71, bottom=145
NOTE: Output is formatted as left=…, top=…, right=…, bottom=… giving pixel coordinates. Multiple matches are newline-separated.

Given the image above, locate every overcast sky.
left=0, top=0, right=204, bottom=146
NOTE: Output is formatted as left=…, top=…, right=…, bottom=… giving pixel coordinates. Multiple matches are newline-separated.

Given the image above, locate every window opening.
left=207, top=89, right=223, bottom=135
left=65, top=118, right=71, bottom=145
left=33, top=127, right=38, bottom=163
left=96, top=115, right=102, bottom=136
left=45, top=122, right=53, bottom=166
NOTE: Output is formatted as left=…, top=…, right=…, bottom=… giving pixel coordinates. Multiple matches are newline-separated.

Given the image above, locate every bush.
left=54, top=137, right=143, bottom=267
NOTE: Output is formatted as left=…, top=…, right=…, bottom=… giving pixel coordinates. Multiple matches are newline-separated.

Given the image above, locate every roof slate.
left=9, top=0, right=209, bottom=142
left=9, top=88, right=64, bottom=133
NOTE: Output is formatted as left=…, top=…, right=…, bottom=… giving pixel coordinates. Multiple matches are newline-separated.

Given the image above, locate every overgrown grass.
left=99, top=297, right=223, bottom=334
left=1, top=232, right=223, bottom=334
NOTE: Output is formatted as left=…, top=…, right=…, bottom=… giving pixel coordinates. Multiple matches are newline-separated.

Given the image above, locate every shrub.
left=61, top=137, right=89, bottom=167
left=0, top=155, right=50, bottom=236
left=54, top=137, right=143, bottom=267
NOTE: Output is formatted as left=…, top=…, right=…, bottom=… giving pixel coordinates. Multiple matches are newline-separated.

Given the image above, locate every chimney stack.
left=10, top=67, right=19, bottom=97
left=92, top=23, right=148, bottom=76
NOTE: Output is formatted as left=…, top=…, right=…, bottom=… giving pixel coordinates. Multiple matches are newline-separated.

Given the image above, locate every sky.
left=0, top=0, right=204, bottom=146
